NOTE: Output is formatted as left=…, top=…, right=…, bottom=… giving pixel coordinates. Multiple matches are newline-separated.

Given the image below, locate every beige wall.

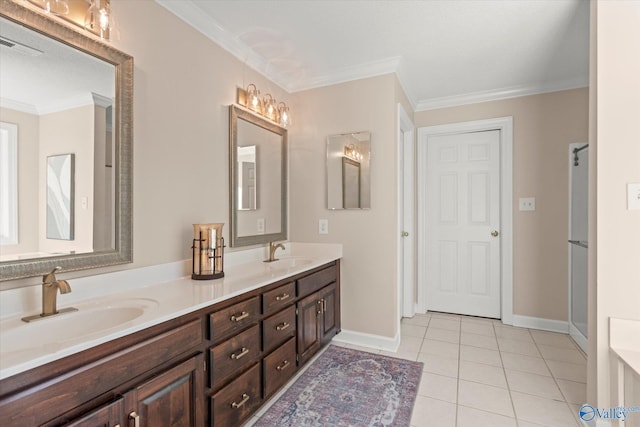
left=0, top=108, right=39, bottom=256
left=289, top=74, right=401, bottom=339
left=39, top=105, right=95, bottom=254
left=414, top=88, right=589, bottom=322
left=589, top=0, right=640, bottom=407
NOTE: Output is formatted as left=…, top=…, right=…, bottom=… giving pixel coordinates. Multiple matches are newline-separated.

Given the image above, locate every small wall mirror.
left=229, top=105, right=287, bottom=247
left=327, top=131, right=371, bottom=209
left=0, top=1, right=133, bottom=281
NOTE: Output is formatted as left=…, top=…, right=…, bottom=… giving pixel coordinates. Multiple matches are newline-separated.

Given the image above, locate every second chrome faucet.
left=264, top=241, right=285, bottom=263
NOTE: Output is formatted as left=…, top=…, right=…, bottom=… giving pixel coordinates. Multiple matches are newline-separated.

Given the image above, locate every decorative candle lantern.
left=192, top=223, right=225, bottom=280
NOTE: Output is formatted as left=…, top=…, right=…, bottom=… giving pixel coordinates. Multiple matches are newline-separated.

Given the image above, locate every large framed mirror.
left=327, top=131, right=371, bottom=209
left=0, top=0, right=133, bottom=281
left=229, top=105, right=287, bottom=247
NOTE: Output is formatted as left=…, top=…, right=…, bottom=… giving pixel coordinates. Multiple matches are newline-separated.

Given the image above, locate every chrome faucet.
left=264, top=242, right=285, bottom=263
left=22, top=266, right=77, bottom=322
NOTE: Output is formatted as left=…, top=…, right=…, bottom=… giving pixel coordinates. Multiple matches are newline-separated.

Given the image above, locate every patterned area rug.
left=254, top=345, right=423, bottom=427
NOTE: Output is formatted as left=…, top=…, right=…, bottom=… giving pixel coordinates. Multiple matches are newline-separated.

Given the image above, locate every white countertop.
left=609, top=317, right=640, bottom=375
left=0, top=243, right=342, bottom=380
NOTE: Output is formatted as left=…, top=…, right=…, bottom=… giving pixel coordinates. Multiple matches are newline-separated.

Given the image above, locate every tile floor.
left=246, top=311, right=587, bottom=427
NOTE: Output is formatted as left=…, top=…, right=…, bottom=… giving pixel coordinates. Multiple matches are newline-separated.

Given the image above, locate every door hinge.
left=295, top=308, right=298, bottom=315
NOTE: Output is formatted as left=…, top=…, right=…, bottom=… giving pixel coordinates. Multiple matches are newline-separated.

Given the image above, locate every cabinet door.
left=296, top=292, right=321, bottom=366
left=319, top=282, right=338, bottom=345
left=64, top=398, right=124, bottom=427
left=125, top=354, right=204, bottom=427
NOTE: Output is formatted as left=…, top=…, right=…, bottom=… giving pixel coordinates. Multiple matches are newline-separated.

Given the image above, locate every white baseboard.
left=512, top=314, right=570, bottom=334
left=333, top=329, right=401, bottom=353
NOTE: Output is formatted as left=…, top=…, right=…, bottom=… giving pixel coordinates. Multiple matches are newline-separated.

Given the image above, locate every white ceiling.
left=155, top=0, right=589, bottom=110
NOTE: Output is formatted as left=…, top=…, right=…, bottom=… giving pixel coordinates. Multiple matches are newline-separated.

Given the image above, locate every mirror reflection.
left=327, top=131, right=371, bottom=210
left=0, top=1, right=133, bottom=281
left=230, top=105, right=287, bottom=247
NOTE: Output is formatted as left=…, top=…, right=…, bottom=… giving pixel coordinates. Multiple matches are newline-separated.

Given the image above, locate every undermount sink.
left=0, top=298, right=158, bottom=357
left=266, top=257, right=313, bottom=272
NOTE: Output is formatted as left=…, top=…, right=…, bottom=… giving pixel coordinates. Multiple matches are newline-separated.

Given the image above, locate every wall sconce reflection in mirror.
left=237, top=84, right=291, bottom=128
left=327, top=131, right=371, bottom=210
left=46, top=153, right=75, bottom=240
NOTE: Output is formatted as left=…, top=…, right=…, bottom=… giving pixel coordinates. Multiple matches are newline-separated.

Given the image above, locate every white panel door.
left=425, top=130, right=501, bottom=318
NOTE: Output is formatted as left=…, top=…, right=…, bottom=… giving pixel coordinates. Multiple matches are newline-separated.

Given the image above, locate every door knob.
left=491, top=230, right=499, bottom=237
left=401, top=231, right=409, bottom=237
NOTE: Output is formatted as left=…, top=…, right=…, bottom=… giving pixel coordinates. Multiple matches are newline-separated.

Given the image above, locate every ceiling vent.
left=0, top=36, right=43, bottom=56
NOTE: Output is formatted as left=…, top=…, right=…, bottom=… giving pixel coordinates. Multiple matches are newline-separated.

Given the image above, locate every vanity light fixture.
left=236, top=83, right=292, bottom=128
left=29, top=0, right=69, bottom=15
left=85, top=0, right=114, bottom=39
left=278, top=101, right=291, bottom=128
left=344, top=144, right=363, bottom=161
left=263, top=93, right=278, bottom=122
left=245, top=83, right=263, bottom=114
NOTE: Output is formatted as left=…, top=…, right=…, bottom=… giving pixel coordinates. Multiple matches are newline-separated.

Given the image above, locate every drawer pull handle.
left=276, top=360, right=290, bottom=371
left=322, top=298, right=327, bottom=312
left=231, top=347, right=249, bottom=360
left=276, top=322, right=290, bottom=331
left=275, top=293, right=290, bottom=301
left=128, top=411, right=140, bottom=427
left=230, top=311, right=249, bottom=322
left=231, top=393, right=250, bottom=409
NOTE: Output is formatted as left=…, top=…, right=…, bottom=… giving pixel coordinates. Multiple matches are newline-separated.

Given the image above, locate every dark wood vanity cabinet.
left=0, top=260, right=340, bottom=427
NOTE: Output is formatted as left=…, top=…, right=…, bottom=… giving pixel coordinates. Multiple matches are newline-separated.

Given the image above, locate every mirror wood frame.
left=0, top=0, right=133, bottom=281
left=229, top=105, right=287, bottom=247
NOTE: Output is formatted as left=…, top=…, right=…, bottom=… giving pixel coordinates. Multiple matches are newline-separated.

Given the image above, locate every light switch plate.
left=628, top=183, right=640, bottom=210
left=257, top=218, right=265, bottom=234
left=318, top=219, right=329, bottom=235
left=519, top=197, right=536, bottom=211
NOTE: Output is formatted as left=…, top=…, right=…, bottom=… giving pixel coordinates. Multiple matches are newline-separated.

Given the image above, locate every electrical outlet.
left=257, top=218, right=265, bottom=234
left=519, top=197, right=536, bottom=211
left=318, top=219, right=329, bottom=235
left=628, top=183, right=640, bottom=210
left=81, top=197, right=88, bottom=210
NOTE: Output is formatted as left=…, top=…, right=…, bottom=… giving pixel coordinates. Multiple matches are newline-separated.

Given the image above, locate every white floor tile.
left=429, top=317, right=461, bottom=331
left=457, top=405, right=517, bottom=427
left=402, top=323, right=427, bottom=338
left=402, top=315, right=431, bottom=327
left=494, top=325, right=535, bottom=342
left=425, top=327, right=460, bottom=344
left=511, top=391, right=579, bottom=426
left=498, top=337, right=541, bottom=357
left=459, top=360, right=507, bottom=388
left=417, top=372, right=458, bottom=403
left=505, top=369, right=564, bottom=400
left=460, top=332, right=498, bottom=350
left=396, top=335, right=424, bottom=353
left=420, top=338, right=459, bottom=359
left=410, top=395, right=457, bottom=427
left=458, top=380, right=514, bottom=417
left=538, top=344, right=587, bottom=365
left=556, top=379, right=587, bottom=405
left=530, top=330, right=578, bottom=349
left=459, top=345, right=502, bottom=367
left=461, top=321, right=495, bottom=337
left=417, top=352, right=459, bottom=378
left=546, top=360, right=587, bottom=383
left=501, top=352, right=551, bottom=376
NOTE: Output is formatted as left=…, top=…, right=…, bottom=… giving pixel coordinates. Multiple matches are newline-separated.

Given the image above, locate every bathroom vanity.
left=0, top=246, right=341, bottom=427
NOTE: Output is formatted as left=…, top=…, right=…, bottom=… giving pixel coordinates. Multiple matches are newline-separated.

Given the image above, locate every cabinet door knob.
left=276, top=360, right=290, bottom=371
left=230, top=347, right=249, bottom=360
left=230, top=311, right=249, bottom=322
left=276, top=322, right=290, bottom=331
left=231, top=393, right=250, bottom=409
left=128, top=411, right=140, bottom=427
left=275, top=293, right=290, bottom=301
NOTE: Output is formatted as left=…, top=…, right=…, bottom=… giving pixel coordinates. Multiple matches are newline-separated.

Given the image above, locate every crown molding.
left=415, top=75, right=589, bottom=111
left=0, top=98, right=38, bottom=115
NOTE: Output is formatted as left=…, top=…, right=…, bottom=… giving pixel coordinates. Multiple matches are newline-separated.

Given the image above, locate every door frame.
left=417, top=116, right=513, bottom=324
left=397, top=103, right=416, bottom=321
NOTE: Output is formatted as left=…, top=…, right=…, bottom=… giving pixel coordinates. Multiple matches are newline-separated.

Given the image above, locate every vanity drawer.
left=262, top=305, right=296, bottom=353
left=262, top=282, right=295, bottom=315
left=211, top=362, right=261, bottom=427
left=209, top=296, right=260, bottom=343
left=210, top=324, right=260, bottom=388
left=297, top=264, right=337, bottom=298
left=263, top=337, right=296, bottom=398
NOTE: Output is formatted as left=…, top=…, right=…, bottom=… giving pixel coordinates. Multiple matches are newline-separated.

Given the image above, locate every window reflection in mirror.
left=327, top=132, right=371, bottom=210
left=237, top=145, right=257, bottom=211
